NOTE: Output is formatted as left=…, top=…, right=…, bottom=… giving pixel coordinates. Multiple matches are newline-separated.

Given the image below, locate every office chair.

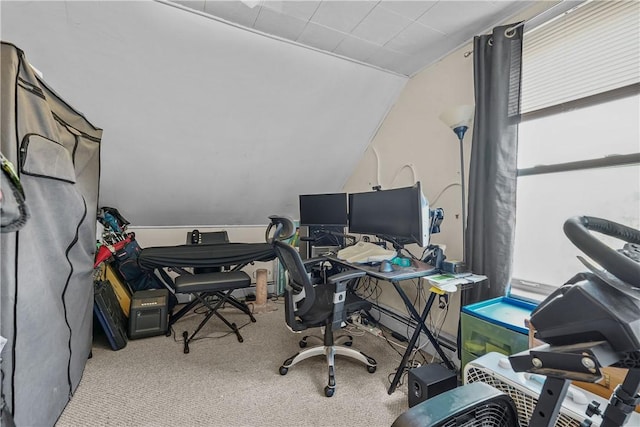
left=268, top=216, right=377, bottom=397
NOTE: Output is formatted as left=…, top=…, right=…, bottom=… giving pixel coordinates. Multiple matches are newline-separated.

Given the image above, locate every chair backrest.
left=273, top=240, right=316, bottom=320
left=266, top=215, right=296, bottom=243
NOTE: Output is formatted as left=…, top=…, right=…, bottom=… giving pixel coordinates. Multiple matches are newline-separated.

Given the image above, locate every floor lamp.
left=439, top=105, right=474, bottom=264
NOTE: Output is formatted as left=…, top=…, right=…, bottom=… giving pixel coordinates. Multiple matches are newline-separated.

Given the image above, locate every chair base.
left=279, top=344, right=377, bottom=397
left=299, top=334, right=353, bottom=348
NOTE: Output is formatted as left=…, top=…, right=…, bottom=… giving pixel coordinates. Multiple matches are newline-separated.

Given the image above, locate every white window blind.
left=521, top=0, right=640, bottom=113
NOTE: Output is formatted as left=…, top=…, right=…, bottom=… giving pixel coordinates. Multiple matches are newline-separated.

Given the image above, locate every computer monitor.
left=348, top=182, right=430, bottom=247
left=299, top=193, right=348, bottom=227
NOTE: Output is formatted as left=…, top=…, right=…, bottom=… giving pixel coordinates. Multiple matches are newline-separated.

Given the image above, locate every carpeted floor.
left=56, top=301, right=410, bottom=426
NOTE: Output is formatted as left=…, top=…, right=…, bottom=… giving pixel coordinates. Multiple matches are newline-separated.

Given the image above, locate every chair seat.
left=173, top=271, right=254, bottom=353
left=174, top=271, right=251, bottom=293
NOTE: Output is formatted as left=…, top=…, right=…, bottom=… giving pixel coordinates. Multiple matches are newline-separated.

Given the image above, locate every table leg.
left=387, top=284, right=454, bottom=394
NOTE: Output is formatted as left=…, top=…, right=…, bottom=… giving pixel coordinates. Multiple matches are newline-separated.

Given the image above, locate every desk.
left=329, top=257, right=455, bottom=394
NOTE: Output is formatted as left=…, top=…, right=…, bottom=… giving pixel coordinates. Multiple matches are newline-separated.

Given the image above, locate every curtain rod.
left=463, top=0, right=585, bottom=57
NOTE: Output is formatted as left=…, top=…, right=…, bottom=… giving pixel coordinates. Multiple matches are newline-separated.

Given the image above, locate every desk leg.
left=387, top=284, right=454, bottom=395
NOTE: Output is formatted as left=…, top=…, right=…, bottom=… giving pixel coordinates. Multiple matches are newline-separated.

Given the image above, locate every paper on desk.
left=426, top=273, right=487, bottom=292
left=337, top=242, right=396, bottom=263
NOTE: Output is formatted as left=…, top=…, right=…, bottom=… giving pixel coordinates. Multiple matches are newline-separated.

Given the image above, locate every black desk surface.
left=329, top=257, right=437, bottom=281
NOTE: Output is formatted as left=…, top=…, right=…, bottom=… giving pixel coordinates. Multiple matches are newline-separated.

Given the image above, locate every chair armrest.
left=327, top=269, right=366, bottom=284
left=302, top=256, right=327, bottom=270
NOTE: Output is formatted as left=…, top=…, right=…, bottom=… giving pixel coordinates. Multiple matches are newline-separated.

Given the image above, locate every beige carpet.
left=56, top=301, right=409, bottom=426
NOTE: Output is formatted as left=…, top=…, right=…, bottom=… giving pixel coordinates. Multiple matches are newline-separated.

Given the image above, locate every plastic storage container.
left=461, top=297, right=537, bottom=369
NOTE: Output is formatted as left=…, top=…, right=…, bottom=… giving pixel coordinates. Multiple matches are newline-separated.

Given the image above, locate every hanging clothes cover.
left=0, top=42, right=102, bottom=427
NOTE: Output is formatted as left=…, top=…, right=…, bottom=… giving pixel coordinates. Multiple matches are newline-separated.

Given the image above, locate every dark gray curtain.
left=462, top=23, right=524, bottom=306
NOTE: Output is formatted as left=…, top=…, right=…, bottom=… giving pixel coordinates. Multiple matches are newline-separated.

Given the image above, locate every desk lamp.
left=439, top=105, right=474, bottom=263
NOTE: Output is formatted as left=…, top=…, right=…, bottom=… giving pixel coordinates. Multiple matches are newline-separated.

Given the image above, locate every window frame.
left=509, top=83, right=640, bottom=300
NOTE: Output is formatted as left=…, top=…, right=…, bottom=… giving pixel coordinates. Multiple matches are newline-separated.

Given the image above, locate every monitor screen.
left=348, top=182, right=430, bottom=247
left=299, top=193, right=348, bottom=226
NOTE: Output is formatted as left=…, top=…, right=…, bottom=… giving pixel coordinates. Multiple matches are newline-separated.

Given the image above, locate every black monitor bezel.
left=299, top=192, right=348, bottom=227
left=347, top=182, right=427, bottom=247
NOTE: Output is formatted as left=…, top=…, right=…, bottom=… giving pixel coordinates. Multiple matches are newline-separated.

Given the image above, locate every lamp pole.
left=453, top=125, right=468, bottom=264
left=439, top=104, right=473, bottom=265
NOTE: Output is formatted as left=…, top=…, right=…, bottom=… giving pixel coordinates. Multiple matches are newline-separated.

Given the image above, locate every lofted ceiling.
left=2, top=1, right=540, bottom=227
left=170, top=0, right=535, bottom=77
left=1, top=0, right=407, bottom=226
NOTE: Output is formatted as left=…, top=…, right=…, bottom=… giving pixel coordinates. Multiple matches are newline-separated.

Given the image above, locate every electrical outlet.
left=438, top=294, right=449, bottom=309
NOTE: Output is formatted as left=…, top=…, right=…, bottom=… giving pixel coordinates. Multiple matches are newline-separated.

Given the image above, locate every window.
left=510, top=0, right=640, bottom=299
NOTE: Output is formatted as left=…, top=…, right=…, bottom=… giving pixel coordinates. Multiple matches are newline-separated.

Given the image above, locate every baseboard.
left=369, top=303, right=460, bottom=370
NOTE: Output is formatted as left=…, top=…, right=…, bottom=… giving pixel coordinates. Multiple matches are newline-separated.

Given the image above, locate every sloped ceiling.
left=1, top=0, right=406, bottom=226
left=171, top=0, right=535, bottom=77
left=2, top=1, right=533, bottom=227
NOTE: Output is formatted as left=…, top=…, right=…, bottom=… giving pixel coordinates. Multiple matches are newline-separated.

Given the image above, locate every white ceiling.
left=170, top=0, right=535, bottom=76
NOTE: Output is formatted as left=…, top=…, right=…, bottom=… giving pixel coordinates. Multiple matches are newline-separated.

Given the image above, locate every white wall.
left=343, top=2, right=561, bottom=344
left=344, top=44, right=474, bottom=262
left=344, top=40, right=474, bottom=344
left=1, top=0, right=406, bottom=227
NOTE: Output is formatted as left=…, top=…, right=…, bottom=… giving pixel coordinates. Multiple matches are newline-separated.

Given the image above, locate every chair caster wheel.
left=299, top=340, right=307, bottom=348
left=279, top=366, right=288, bottom=375
left=367, top=366, right=376, bottom=373
left=324, top=386, right=335, bottom=397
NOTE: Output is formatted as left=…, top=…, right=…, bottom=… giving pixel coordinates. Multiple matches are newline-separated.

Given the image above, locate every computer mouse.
left=379, top=260, right=394, bottom=273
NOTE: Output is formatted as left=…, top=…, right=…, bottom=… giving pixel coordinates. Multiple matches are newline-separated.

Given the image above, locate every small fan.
left=464, top=352, right=617, bottom=427
left=392, top=381, right=519, bottom=427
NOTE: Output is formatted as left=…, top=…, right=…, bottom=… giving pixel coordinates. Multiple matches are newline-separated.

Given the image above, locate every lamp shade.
left=439, top=105, right=475, bottom=130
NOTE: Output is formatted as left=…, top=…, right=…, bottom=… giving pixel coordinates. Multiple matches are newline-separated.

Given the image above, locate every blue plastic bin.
left=461, top=297, right=538, bottom=368
left=462, top=296, right=537, bottom=334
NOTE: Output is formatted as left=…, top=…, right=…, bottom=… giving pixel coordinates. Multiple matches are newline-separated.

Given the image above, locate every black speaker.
left=128, top=289, right=169, bottom=339
left=408, top=364, right=458, bottom=408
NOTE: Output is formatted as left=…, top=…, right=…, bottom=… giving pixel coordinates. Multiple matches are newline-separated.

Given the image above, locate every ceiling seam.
left=294, top=1, right=323, bottom=43
left=156, top=0, right=408, bottom=78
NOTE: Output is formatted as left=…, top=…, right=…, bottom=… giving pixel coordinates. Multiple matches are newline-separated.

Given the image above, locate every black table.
left=328, top=257, right=456, bottom=394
